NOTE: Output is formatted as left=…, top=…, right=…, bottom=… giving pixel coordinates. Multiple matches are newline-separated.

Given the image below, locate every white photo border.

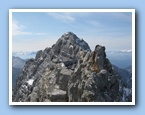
left=9, top=9, right=135, bottom=105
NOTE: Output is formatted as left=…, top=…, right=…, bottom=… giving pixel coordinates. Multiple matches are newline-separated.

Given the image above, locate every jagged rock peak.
left=51, top=32, right=91, bottom=59
left=61, top=31, right=77, bottom=38
left=12, top=32, right=132, bottom=102
left=60, top=32, right=91, bottom=51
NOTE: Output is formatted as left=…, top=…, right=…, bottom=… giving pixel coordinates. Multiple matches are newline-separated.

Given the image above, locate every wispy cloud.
left=35, top=32, right=49, bottom=35
left=48, top=12, right=75, bottom=23
left=12, top=19, right=32, bottom=36
left=12, top=19, right=49, bottom=36
left=12, top=12, right=132, bottom=52
left=88, top=20, right=103, bottom=28
left=105, top=12, right=132, bottom=22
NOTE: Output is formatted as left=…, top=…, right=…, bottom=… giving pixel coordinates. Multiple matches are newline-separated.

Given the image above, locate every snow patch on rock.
left=61, top=63, right=65, bottom=67
left=27, top=79, right=34, bottom=85
left=69, top=45, right=73, bottom=49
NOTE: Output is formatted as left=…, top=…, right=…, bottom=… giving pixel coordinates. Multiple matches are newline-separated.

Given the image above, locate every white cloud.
left=120, top=50, right=132, bottom=53
left=106, top=12, right=132, bottom=22
left=12, top=19, right=32, bottom=36
left=48, top=12, right=75, bottom=23
left=88, top=20, right=103, bottom=28
left=12, top=19, right=49, bottom=36
left=35, top=33, right=48, bottom=35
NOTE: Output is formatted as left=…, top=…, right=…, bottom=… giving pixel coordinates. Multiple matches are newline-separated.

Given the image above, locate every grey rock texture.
left=12, top=32, right=132, bottom=102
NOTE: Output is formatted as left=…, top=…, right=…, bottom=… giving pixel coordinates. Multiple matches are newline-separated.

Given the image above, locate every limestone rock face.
left=13, top=32, right=132, bottom=102
left=68, top=45, right=120, bottom=102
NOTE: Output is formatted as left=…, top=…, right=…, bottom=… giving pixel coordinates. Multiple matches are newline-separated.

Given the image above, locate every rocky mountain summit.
left=12, top=32, right=132, bottom=102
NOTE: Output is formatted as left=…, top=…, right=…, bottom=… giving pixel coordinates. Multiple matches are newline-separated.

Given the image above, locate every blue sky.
left=12, top=12, right=132, bottom=52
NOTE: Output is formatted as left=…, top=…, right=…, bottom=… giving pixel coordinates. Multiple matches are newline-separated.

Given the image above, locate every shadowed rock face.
left=12, top=32, right=132, bottom=102
left=12, top=56, right=26, bottom=87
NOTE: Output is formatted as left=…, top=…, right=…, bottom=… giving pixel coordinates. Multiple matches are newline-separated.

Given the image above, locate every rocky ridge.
left=13, top=32, right=132, bottom=102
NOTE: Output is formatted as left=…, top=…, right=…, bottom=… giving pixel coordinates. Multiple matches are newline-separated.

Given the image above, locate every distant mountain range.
left=106, top=50, right=132, bottom=69
left=12, top=56, right=26, bottom=87
left=125, top=65, right=132, bottom=73
left=12, top=51, right=36, bottom=59
left=113, top=65, right=132, bottom=88
left=112, top=65, right=132, bottom=102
